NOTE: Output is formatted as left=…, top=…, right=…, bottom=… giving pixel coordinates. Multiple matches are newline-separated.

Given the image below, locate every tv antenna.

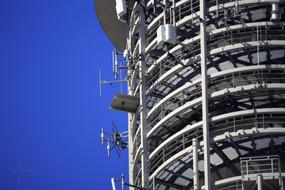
left=99, top=49, right=129, bottom=96
left=101, top=121, right=128, bottom=158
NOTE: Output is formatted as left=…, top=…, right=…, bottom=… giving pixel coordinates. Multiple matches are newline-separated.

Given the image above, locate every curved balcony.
left=147, top=77, right=285, bottom=139
left=148, top=108, right=285, bottom=182
left=147, top=65, right=285, bottom=128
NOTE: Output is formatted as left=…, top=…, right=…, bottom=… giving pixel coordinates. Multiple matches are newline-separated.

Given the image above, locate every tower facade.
left=95, top=0, right=285, bottom=189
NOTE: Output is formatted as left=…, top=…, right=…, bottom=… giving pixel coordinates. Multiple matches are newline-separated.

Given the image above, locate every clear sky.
left=0, top=0, right=128, bottom=189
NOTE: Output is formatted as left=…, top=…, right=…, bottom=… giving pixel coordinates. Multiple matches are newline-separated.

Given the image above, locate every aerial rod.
left=99, top=79, right=127, bottom=85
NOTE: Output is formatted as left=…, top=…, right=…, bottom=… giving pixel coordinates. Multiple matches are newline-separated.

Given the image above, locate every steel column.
left=199, top=0, right=211, bottom=190
left=257, top=174, right=263, bottom=190
left=138, top=0, right=150, bottom=189
left=126, top=22, right=135, bottom=189
left=127, top=59, right=135, bottom=190
left=193, top=138, right=200, bottom=190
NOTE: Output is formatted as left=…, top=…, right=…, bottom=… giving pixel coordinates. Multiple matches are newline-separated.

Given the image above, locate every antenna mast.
left=99, top=49, right=128, bottom=96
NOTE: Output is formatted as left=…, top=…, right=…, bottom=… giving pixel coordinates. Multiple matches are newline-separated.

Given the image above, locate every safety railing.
left=145, top=25, right=285, bottom=100
left=216, top=182, right=243, bottom=190
left=149, top=113, right=285, bottom=174
left=240, top=155, right=281, bottom=180
left=147, top=68, right=285, bottom=130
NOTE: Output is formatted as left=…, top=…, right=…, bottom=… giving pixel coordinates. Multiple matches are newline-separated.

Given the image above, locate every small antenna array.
left=101, top=121, right=128, bottom=158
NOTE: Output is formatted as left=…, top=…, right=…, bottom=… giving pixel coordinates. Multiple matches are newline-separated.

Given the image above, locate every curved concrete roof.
left=94, top=0, right=129, bottom=51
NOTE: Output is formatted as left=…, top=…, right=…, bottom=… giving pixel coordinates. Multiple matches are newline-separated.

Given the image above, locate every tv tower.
left=95, top=0, right=285, bottom=189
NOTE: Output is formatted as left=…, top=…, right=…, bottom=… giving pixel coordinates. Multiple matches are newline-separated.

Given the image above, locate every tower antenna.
left=100, top=121, right=128, bottom=158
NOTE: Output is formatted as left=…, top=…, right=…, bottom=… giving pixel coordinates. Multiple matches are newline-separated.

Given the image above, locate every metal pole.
left=199, top=0, right=212, bottom=190
left=111, top=178, right=117, bottom=190
left=127, top=114, right=134, bottom=189
left=163, top=0, right=167, bottom=24
left=193, top=138, right=200, bottom=190
left=122, top=174, right=125, bottom=190
left=126, top=8, right=138, bottom=188
left=279, top=175, right=284, bottom=190
left=278, top=158, right=284, bottom=190
left=127, top=46, right=135, bottom=190
left=257, top=174, right=263, bottom=190
left=138, top=0, right=150, bottom=189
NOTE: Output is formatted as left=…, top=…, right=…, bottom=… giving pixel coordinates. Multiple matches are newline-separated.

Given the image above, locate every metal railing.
left=146, top=25, right=285, bottom=97
left=240, top=155, right=281, bottom=180
left=149, top=113, right=285, bottom=174
left=147, top=69, right=285, bottom=130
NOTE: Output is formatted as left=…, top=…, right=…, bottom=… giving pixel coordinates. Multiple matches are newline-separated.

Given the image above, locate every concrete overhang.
left=94, top=0, right=131, bottom=51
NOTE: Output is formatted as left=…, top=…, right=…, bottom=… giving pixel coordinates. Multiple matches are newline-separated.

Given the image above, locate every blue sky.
left=0, top=0, right=128, bottom=189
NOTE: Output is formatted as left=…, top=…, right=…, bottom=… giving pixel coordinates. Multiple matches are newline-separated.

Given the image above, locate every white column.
left=138, top=0, right=150, bottom=189
left=199, top=0, right=211, bottom=190
left=257, top=174, right=263, bottom=190
left=126, top=24, right=135, bottom=189
left=193, top=138, right=200, bottom=190
left=127, top=64, right=135, bottom=190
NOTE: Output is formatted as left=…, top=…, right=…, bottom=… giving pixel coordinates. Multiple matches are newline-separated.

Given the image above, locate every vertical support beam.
left=127, top=70, right=135, bottom=190
left=127, top=107, right=135, bottom=189
left=193, top=138, right=200, bottom=190
left=199, top=0, right=211, bottom=190
left=279, top=175, right=284, bottom=190
left=122, top=174, right=125, bottom=190
left=257, top=174, right=263, bottom=190
left=138, top=0, right=150, bottom=189
left=278, top=155, right=284, bottom=190
left=127, top=29, right=135, bottom=190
